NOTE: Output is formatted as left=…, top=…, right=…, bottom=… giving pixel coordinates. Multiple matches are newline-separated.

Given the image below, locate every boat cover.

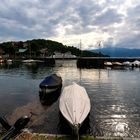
left=59, top=82, right=90, bottom=125
left=39, top=74, right=62, bottom=89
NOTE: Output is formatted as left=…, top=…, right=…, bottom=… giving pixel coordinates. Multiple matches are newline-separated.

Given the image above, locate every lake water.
left=0, top=60, right=140, bottom=138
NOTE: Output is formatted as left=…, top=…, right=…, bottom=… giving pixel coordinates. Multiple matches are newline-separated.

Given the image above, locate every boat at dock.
left=6, top=59, right=13, bottom=65
left=112, top=61, right=123, bottom=66
left=59, top=82, right=91, bottom=136
left=39, top=74, right=62, bottom=101
left=22, top=59, right=44, bottom=63
left=132, top=60, right=140, bottom=67
left=22, top=59, right=36, bottom=63
left=104, top=62, right=112, bottom=66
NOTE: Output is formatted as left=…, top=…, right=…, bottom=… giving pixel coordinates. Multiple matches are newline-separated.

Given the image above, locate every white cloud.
left=0, top=0, right=140, bottom=49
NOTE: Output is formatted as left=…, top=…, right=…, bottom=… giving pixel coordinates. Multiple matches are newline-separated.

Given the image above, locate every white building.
left=53, top=51, right=76, bottom=58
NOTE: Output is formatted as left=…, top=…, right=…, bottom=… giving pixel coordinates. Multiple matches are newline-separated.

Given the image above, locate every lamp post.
left=98, top=41, right=102, bottom=57
left=79, top=39, right=82, bottom=57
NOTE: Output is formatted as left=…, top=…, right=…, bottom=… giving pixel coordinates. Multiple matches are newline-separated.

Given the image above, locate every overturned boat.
left=39, top=74, right=62, bottom=99
left=59, top=82, right=91, bottom=135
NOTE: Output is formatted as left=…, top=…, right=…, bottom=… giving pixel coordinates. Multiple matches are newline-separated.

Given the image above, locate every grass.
left=14, top=132, right=97, bottom=140
left=1, top=132, right=138, bottom=140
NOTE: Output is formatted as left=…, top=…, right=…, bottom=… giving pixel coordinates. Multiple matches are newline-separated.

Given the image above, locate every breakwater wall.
left=77, top=57, right=140, bottom=68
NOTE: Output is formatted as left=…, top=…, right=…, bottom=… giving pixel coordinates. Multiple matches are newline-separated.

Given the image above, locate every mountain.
left=90, top=47, right=140, bottom=57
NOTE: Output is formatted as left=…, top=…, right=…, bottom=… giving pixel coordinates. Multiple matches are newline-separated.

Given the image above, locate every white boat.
left=6, top=59, right=13, bottom=65
left=112, top=61, right=123, bottom=66
left=123, top=61, right=131, bottom=66
left=104, top=61, right=112, bottom=66
left=22, top=59, right=36, bottom=63
left=22, top=59, right=44, bottom=63
left=59, top=82, right=91, bottom=135
left=132, top=60, right=140, bottom=67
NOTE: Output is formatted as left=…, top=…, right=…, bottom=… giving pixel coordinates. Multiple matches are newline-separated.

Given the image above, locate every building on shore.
left=53, top=51, right=76, bottom=58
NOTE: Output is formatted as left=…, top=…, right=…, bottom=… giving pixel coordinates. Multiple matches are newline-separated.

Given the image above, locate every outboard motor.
left=73, top=124, right=80, bottom=140
left=0, top=115, right=31, bottom=140
left=0, top=117, right=11, bottom=131
left=14, top=115, right=30, bottom=130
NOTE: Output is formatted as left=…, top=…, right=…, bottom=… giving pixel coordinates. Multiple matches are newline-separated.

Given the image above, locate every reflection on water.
left=0, top=60, right=140, bottom=137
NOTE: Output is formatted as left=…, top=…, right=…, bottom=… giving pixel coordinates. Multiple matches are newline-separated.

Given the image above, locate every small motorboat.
left=112, top=61, right=123, bottom=66
left=6, top=59, right=13, bottom=65
left=39, top=74, right=62, bottom=99
left=104, top=61, right=112, bottom=66
left=22, top=59, right=36, bottom=63
left=132, top=60, right=140, bottom=67
left=123, top=61, right=131, bottom=67
left=59, top=82, right=90, bottom=136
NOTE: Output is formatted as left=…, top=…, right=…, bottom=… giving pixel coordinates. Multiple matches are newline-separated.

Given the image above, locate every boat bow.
left=59, top=83, right=90, bottom=127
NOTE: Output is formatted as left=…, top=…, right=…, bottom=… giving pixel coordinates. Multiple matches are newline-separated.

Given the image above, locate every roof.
left=18, top=48, right=28, bottom=53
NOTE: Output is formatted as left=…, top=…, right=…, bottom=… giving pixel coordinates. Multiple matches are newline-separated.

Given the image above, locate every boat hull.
left=39, top=74, right=62, bottom=93
left=59, top=111, right=90, bottom=135
left=59, top=83, right=91, bottom=135
left=39, top=74, right=62, bottom=105
left=39, top=86, right=62, bottom=105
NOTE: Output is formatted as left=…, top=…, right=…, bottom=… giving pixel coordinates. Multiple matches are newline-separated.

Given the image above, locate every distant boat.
left=112, top=62, right=123, bottom=66
left=6, top=59, right=13, bottom=65
left=39, top=74, right=62, bottom=95
left=104, top=61, right=112, bottom=66
left=22, top=59, right=44, bottom=64
left=59, top=82, right=91, bottom=135
left=132, top=60, right=140, bottom=67
left=22, top=59, right=36, bottom=63
left=123, top=61, right=131, bottom=66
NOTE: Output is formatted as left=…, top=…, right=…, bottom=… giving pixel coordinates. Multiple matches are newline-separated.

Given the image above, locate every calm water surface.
left=0, top=60, right=140, bottom=138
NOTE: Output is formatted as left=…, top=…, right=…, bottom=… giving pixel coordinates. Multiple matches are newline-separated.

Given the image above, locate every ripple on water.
left=0, top=61, right=140, bottom=138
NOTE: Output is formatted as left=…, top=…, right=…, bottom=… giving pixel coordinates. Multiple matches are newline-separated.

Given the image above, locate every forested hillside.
left=0, top=39, right=105, bottom=57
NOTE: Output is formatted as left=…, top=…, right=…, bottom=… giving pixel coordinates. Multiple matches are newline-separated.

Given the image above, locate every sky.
left=0, top=0, right=140, bottom=49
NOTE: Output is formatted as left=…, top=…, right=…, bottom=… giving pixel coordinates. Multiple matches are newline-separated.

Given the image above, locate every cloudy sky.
left=0, top=0, right=140, bottom=49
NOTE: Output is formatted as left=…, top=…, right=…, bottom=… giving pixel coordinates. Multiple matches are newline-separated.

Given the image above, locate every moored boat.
left=112, top=61, right=123, bottom=66
left=22, top=59, right=36, bottom=63
left=59, top=82, right=91, bottom=136
left=132, top=60, right=140, bottom=67
left=104, top=61, right=112, bottom=66
left=6, top=59, right=13, bottom=65
left=39, top=74, right=62, bottom=96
